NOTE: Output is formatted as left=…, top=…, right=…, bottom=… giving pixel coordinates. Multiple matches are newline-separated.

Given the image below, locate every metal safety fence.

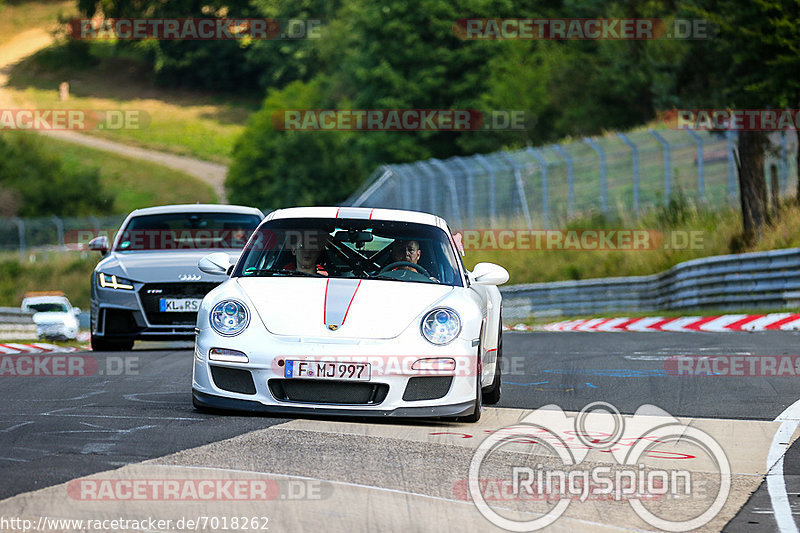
left=500, top=248, right=800, bottom=319
left=346, top=130, right=798, bottom=228
left=0, top=215, right=125, bottom=260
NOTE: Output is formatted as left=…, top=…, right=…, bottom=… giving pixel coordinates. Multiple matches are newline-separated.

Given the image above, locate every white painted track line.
left=768, top=399, right=800, bottom=533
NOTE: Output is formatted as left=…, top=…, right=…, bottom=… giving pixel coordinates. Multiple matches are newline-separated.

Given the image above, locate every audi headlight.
left=210, top=300, right=250, bottom=336
left=421, top=308, right=461, bottom=345
left=97, top=273, right=135, bottom=290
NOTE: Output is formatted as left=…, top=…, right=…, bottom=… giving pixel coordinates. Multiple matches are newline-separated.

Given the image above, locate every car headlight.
left=97, top=273, right=135, bottom=290
left=210, top=300, right=250, bottom=336
left=421, top=308, right=461, bottom=345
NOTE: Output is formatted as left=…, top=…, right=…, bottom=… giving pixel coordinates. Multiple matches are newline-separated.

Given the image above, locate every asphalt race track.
left=1, top=332, right=799, bottom=532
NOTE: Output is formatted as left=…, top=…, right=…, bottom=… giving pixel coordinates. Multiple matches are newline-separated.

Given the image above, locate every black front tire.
left=482, top=320, right=503, bottom=405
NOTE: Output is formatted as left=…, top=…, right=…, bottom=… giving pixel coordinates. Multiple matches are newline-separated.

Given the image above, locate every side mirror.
left=88, top=236, right=109, bottom=255
left=73, top=307, right=81, bottom=316
left=199, top=252, right=232, bottom=276
left=469, top=262, right=509, bottom=286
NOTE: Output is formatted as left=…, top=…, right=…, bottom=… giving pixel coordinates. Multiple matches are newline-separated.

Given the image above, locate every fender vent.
left=210, top=366, right=256, bottom=395
left=402, top=376, right=453, bottom=401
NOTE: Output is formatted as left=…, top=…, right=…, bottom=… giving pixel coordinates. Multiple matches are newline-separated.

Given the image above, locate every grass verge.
left=34, top=133, right=217, bottom=212
left=0, top=0, right=74, bottom=47
left=0, top=251, right=95, bottom=309
left=6, top=41, right=258, bottom=163
left=462, top=194, right=747, bottom=284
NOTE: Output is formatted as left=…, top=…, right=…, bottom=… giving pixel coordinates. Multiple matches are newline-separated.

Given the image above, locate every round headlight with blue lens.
left=421, top=308, right=461, bottom=345
left=210, top=299, right=249, bottom=336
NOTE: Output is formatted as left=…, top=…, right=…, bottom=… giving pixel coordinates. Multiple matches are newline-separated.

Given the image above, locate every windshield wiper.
left=366, top=273, right=441, bottom=284
left=242, top=268, right=325, bottom=278
left=364, top=274, right=404, bottom=282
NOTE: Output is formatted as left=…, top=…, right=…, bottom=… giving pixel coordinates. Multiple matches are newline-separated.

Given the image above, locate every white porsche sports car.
left=192, top=207, right=508, bottom=422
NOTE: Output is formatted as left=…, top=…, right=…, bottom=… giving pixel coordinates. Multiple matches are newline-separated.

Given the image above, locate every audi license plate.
left=284, top=360, right=370, bottom=381
left=160, top=298, right=201, bottom=312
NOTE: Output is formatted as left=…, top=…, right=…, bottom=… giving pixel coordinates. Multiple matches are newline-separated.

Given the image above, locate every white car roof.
left=22, top=296, right=70, bottom=306
left=266, top=207, right=449, bottom=231
left=128, top=204, right=264, bottom=217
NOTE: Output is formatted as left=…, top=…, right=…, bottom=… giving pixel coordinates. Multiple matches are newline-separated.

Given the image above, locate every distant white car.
left=192, top=207, right=509, bottom=422
left=21, top=292, right=80, bottom=341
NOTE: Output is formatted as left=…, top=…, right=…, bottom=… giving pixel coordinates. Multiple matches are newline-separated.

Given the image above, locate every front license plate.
left=159, top=298, right=201, bottom=312
left=284, top=360, right=371, bottom=381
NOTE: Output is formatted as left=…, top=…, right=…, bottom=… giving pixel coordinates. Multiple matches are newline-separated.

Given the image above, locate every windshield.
left=114, top=212, right=261, bottom=252
left=234, top=218, right=463, bottom=287
left=27, top=303, right=68, bottom=313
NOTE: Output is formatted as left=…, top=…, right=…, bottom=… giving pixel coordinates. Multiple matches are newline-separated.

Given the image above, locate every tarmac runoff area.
left=0, top=407, right=795, bottom=532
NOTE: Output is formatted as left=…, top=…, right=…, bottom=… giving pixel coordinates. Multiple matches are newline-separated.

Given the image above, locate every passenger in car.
left=286, top=231, right=330, bottom=275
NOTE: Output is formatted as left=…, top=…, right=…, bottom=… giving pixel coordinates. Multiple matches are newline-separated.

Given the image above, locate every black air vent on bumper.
left=210, top=366, right=256, bottom=395
left=268, top=379, right=389, bottom=405
left=402, top=377, right=453, bottom=401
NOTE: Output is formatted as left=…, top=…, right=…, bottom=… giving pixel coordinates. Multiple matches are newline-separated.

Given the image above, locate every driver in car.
left=391, top=240, right=422, bottom=269
left=388, top=240, right=438, bottom=282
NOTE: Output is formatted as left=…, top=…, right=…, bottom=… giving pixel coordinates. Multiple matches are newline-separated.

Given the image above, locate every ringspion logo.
left=468, top=402, right=730, bottom=531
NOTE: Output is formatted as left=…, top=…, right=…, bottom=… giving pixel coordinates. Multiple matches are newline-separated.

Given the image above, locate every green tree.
left=76, top=0, right=261, bottom=91
left=0, top=133, right=113, bottom=217
left=244, top=0, right=342, bottom=90
left=228, top=0, right=543, bottom=207
left=676, top=0, right=800, bottom=239
left=472, top=0, right=692, bottom=149
left=227, top=79, right=366, bottom=209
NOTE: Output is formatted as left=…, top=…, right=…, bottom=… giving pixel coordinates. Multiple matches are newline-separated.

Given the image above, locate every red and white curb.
left=0, top=343, right=86, bottom=354
left=504, top=313, right=800, bottom=332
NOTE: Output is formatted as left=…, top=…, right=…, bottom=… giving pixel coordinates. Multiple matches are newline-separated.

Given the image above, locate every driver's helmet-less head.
left=391, top=239, right=421, bottom=264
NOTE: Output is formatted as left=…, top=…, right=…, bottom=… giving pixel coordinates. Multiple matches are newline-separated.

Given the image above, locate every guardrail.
left=500, top=248, right=800, bottom=319
left=0, top=307, right=34, bottom=324
left=0, top=308, right=36, bottom=340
